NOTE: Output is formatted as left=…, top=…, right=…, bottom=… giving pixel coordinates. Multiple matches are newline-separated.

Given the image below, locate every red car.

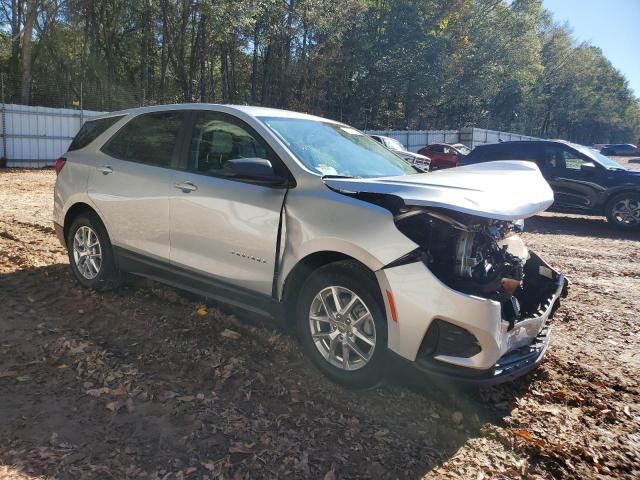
left=417, top=143, right=470, bottom=170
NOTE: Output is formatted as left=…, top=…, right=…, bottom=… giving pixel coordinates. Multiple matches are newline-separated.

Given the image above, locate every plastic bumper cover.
left=377, top=257, right=568, bottom=385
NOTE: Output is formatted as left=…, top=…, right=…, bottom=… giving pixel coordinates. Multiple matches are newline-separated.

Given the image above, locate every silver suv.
left=53, top=104, right=568, bottom=388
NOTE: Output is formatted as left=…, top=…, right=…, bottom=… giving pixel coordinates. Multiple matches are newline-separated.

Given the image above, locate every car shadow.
left=0, top=264, right=495, bottom=479
left=526, top=213, right=639, bottom=240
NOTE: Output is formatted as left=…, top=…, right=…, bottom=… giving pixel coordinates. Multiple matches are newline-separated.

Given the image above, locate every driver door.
left=538, top=144, right=605, bottom=212
left=169, top=111, right=288, bottom=295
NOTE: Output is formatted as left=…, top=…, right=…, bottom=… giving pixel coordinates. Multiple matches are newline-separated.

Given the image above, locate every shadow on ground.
left=526, top=213, right=639, bottom=240
left=0, top=264, right=526, bottom=479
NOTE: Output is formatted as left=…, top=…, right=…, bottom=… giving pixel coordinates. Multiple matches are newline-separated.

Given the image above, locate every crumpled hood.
left=323, top=160, right=554, bottom=221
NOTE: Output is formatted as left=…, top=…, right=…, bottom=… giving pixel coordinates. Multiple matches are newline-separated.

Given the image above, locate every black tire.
left=605, top=192, right=640, bottom=230
left=295, top=260, right=388, bottom=389
left=66, top=212, right=121, bottom=290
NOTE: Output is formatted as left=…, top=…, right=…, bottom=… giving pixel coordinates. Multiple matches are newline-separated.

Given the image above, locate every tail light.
left=54, top=157, right=66, bottom=175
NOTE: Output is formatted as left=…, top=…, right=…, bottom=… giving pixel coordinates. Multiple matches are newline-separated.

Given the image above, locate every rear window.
left=68, top=115, right=124, bottom=151
left=101, top=111, right=184, bottom=167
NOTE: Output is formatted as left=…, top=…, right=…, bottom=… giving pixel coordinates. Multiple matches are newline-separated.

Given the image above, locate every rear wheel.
left=605, top=192, right=640, bottom=229
left=296, top=261, right=388, bottom=388
left=67, top=212, right=120, bottom=290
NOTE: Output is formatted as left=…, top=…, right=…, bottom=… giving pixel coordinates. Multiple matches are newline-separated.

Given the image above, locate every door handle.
left=174, top=181, right=198, bottom=193
left=98, top=165, right=113, bottom=175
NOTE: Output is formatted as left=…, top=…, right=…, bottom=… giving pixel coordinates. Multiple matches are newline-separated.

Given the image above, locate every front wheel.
left=605, top=193, right=640, bottom=230
left=296, top=261, right=388, bottom=388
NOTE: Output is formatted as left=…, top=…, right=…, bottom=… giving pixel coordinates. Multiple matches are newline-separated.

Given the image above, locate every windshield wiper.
left=321, top=174, right=361, bottom=179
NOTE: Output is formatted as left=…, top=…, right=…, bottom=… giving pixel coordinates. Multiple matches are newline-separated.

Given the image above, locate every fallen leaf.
left=16, top=375, right=31, bottom=382
left=86, top=387, right=110, bottom=397
left=110, top=384, right=127, bottom=396
left=195, top=305, right=208, bottom=317
left=221, top=329, right=241, bottom=340
left=177, top=395, right=195, bottom=402
left=323, top=465, right=337, bottom=480
left=451, top=411, right=464, bottom=425
left=513, top=429, right=534, bottom=442
left=229, top=442, right=254, bottom=454
left=202, top=461, right=217, bottom=471
left=106, top=401, right=124, bottom=412
left=158, top=390, right=179, bottom=402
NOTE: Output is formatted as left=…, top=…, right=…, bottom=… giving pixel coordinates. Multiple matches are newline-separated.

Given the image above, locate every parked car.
left=600, top=144, right=640, bottom=156
left=54, top=105, right=567, bottom=388
left=417, top=143, right=471, bottom=170
left=460, top=140, right=640, bottom=229
left=369, top=134, right=431, bottom=171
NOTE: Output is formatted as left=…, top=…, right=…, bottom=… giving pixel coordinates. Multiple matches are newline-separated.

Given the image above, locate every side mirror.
left=224, top=158, right=288, bottom=186
left=581, top=162, right=597, bottom=173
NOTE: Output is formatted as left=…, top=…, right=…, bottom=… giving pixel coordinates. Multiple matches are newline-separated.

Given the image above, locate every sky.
left=542, top=0, right=640, bottom=98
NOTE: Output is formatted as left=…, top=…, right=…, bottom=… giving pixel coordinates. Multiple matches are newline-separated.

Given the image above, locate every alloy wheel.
left=72, top=226, right=103, bottom=280
left=308, top=286, right=376, bottom=371
left=611, top=198, right=640, bottom=226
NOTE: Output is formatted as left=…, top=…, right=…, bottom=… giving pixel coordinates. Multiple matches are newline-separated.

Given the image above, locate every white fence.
left=1, top=104, right=104, bottom=167
left=366, top=129, right=460, bottom=153
left=365, top=127, right=541, bottom=152
left=0, top=103, right=542, bottom=167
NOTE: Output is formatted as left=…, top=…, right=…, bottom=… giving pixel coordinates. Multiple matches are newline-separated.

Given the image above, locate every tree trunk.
left=199, top=14, right=207, bottom=102
left=251, top=21, right=259, bottom=103
left=10, top=0, right=21, bottom=100
left=159, top=0, right=168, bottom=102
left=20, top=0, right=39, bottom=104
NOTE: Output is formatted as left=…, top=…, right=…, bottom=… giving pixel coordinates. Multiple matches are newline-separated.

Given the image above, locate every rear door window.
left=101, top=111, right=184, bottom=167
left=68, top=115, right=124, bottom=151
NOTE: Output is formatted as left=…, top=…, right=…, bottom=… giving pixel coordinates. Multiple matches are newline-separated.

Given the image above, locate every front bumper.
left=376, top=253, right=568, bottom=385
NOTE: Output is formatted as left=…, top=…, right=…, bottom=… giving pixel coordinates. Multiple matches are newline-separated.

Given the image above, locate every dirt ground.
left=1, top=159, right=639, bottom=480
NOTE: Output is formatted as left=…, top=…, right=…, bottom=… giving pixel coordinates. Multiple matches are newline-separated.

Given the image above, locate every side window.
left=188, top=112, right=270, bottom=176
left=68, top=115, right=124, bottom=151
left=102, top=111, right=184, bottom=167
left=541, top=145, right=587, bottom=170
left=431, top=145, right=444, bottom=153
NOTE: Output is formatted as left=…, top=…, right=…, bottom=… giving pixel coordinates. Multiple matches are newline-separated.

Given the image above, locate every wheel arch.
left=604, top=187, right=640, bottom=208
left=280, top=251, right=380, bottom=333
left=63, top=202, right=105, bottom=241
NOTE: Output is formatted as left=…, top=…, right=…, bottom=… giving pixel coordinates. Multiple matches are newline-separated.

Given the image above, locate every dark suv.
left=461, top=140, right=640, bottom=229
left=600, top=144, right=640, bottom=156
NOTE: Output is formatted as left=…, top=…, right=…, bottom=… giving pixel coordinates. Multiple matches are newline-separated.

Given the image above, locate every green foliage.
left=1, top=0, right=638, bottom=143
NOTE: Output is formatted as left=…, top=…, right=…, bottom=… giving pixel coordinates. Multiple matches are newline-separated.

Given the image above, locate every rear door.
left=168, top=110, right=288, bottom=295
left=536, top=144, right=605, bottom=211
left=89, top=110, right=186, bottom=260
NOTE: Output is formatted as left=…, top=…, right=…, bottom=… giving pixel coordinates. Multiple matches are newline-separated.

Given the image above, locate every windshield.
left=383, top=137, right=405, bottom=151
left=259, top=117, right=416, bottom=177
left=453, top=144, right=471, bottom=155
left=573, top=143, right=626, bottom=170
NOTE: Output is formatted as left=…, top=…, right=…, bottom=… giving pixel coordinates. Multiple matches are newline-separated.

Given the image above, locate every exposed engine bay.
left=393, top=207, right=561, bottom=327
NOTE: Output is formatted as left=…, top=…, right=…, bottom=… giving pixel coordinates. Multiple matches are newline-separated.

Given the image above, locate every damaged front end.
left=387, top=206, right=569, bottom=383
left=323, top=162, right=568, bottom=383
left=393, top=207, right=566, bottom=329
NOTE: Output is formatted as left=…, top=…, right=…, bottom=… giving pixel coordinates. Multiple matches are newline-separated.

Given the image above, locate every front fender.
left=277, top=187, right=417, bottom=298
